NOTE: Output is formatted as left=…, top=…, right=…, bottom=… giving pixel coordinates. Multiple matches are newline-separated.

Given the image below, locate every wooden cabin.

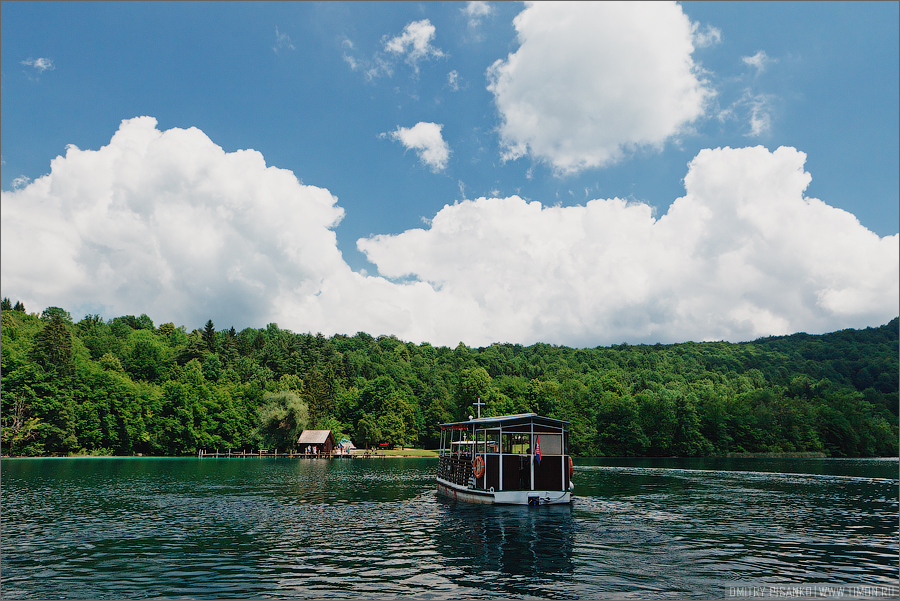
left=297, top=430, right=336, bottom=455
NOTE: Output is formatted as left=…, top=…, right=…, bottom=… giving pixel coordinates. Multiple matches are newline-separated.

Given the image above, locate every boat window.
left=450, top=441, right=475, bottom=456
left=502, top=433, right=531, bottom=455
left=535, top=434, right=562, bottom=455
left=475, top=429, right=500, bottom=454
left=484, top=430, right=500, bottom=454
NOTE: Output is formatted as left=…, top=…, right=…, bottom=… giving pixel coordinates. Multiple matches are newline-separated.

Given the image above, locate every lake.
left=1, top=456, right=897, bottom=599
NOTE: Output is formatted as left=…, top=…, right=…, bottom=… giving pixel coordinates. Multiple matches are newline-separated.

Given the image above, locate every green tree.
left=596, top=393, right=649, bottom=456
left=30, top=312, right=74, bottom=377
left=672, top=393, right=709, bottom=456
left=817, top=404, right=860, bottom=457
left=315, top=415, right=349, bottom=446
left=274, top=373, right=303, bottom=393
left=123, top=330, right=170, bottom=382
left=527, top=378, right=562, bottom=417
left=39, top=306, right=71, bottom=322
left=638, top=390, right=675, bottom=455
left=0, top=391, right=43, bottom=455
left=454, top=367, right=506, bottom=418
left=870, top=415, right=899, bottom=456
left=358, top=376, right=397, bottom=417
left=203, top=319, right=217, bottom=353
left=254, top=391, right=309, bottom=452
left=150, top=359, right=224, bottom=454
left=202, top=353, right=222, bottom=383
left=304, top=366, right=338, bottom=425
left=377, top=412, right=406, bottom=448
left=380, top=393, right=419, bottom=447
left=422, top=397, right=454, bottom=448
left=98, top=353, right=125, bottom=372
left=357, top=413, right=382, bottom=448
left=220, top=327, right=239, bottom=368
left=259, top=340, right=288, bottom=379
left=174, top=333, right=208, bottom=365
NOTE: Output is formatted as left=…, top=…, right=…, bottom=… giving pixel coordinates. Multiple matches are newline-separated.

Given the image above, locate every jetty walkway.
left=197, top=449, right=386, bottom=459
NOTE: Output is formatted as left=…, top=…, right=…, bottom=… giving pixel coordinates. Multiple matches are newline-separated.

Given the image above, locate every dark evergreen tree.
left=174, top=334, right=209, bottom=365
left=203, top=319, right=216, bottom=353
left=220, top=327, right=239, bottom=368
left=30, top=312, right=74, bottom=376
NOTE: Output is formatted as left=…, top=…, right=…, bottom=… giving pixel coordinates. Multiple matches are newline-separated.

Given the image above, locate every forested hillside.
left=2, top=299, right=897, bottom=457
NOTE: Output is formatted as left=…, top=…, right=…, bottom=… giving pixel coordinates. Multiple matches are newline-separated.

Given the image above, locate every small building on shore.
left=297, top=430, right=336, bottom=455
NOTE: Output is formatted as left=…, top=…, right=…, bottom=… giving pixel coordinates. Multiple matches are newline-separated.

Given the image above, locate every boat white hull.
left=436, top=477, right=572, bottom=505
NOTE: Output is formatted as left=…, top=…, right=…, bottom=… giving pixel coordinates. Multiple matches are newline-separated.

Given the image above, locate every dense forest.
left=1, top=298, right=897, bottom=458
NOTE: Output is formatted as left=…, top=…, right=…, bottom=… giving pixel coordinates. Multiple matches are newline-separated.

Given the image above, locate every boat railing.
left=437, top=453, right=474, bottom=487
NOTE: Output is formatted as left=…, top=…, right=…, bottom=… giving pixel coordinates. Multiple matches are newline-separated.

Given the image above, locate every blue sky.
left=2, top=2, right=898, bottom=347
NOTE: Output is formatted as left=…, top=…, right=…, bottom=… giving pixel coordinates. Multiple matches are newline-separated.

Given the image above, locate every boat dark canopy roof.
left=440, top=412, right=569, bottom=430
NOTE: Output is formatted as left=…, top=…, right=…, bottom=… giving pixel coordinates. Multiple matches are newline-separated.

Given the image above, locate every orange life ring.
left=473, top=455, right=485, bottom=478
left=568, top=456, right=574, bottom=478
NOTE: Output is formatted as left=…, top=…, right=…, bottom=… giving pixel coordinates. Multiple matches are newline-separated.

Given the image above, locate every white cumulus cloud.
left=447, top=70, right=460, bottom=91
left=383, top=19, right=444, bottom=73
left=273, top=26, right=295, bottom=53
left=719, top=90, right=776, bottom=137
left=1, top=117, right=349, bottom=330
left=692, top=23, right=722, bottom=48
left=21, top=57, right=54, bottom=73
left=464, top=1, right=493, bottom=28
left=487, top=1, right=714, bottom=174
left=742, top=50, right=775, bottom=74
left=11, top=175, right=31, bottom=190
left=343, top=20, right=444, bottom=80
left=385, top=122, right=451, bottom=172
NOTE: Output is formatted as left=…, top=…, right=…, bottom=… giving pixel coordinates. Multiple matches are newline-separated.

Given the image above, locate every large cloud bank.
left=2, top=118, right=896, bottom=346
left=487, top=1, right=713, bottom=174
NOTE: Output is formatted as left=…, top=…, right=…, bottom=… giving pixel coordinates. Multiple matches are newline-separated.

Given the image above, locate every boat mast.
left=472, top=396, right=485, bottom=419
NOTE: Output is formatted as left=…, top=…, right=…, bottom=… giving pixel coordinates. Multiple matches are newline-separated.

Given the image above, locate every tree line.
left=1, top=298, right=897, bottom=457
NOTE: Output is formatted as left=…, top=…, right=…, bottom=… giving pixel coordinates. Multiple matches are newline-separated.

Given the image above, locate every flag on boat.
left=534, top=435, right=541, bottom=464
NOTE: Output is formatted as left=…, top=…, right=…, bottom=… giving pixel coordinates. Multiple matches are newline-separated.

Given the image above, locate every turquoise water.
left=2, top=456, right=897, bottom=599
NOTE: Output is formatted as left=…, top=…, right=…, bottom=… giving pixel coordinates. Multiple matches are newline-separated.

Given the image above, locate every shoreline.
left=7, top=452, right=900, bottom=460
left=718, top=451, right=828, bottom=458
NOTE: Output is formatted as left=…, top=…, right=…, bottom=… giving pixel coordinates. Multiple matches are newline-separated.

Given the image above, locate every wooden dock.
left=197, top=450, right=387, bottom=459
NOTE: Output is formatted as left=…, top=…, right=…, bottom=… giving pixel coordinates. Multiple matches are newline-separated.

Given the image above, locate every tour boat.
left=436, top=412, right=574, bottom=505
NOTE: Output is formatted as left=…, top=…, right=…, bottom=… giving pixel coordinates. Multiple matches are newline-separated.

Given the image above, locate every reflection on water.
left=1, top=456, right=897, bottom=599
left=433, top=499, right=575, bottom=597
